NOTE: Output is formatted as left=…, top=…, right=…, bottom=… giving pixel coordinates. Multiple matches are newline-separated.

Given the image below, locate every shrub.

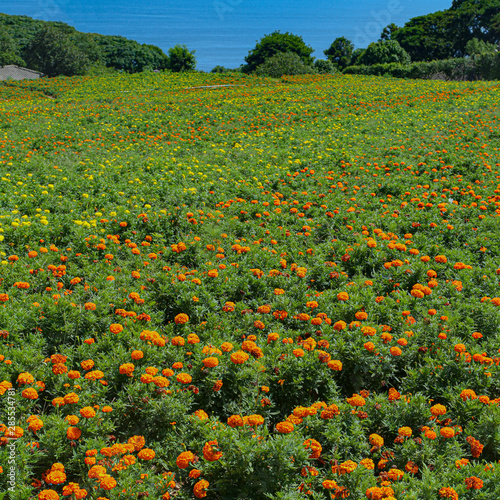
left=314, top=59, right=338, bottom=74
left=254, top=52, right=315, bottom=78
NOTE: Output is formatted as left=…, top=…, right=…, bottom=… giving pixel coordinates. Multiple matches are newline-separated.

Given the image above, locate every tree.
left=0, top=27, right=25, bottom=66
left=243, top=31, right=314, bottom=74
left=465, top=37, right=498, bottom=57
left=350, top=48, right=365, bottom=66
left=357, top=40, right=411, bottom=65
left=254, top=52, right=314, bottom=77
left=380, top=23, right=400, bottom=41
left=166, top=45, right=196, bottom=72
left=22, top=25, right=91, bottom=76
left=323, top=37, right=354, bottom=69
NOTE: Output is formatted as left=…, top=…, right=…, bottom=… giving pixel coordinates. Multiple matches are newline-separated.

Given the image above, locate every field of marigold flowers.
left=0, top=71, right=500, bottom=500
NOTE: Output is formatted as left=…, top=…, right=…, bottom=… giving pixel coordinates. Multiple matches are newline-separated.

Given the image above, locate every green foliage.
left=0, top=13, right=168, bottom=75
left=465, top=37, right=498, bottom=57
left=254, top=52, right=315, bottom=78
left=313, top=59, right=338, bottom=74
left=0, top=28, right=25, bottom=67
left=393, top=0, right=500, bottom=61
left=380, top=23, right=400, bottom=41
left=22, top=25, right=92, bottom=77
left=343, top=53, right=500, bottom=80
left=211, top=65, right=230, bottom=73
left=324, top=37, right=354, bottom=70
left=357, top=40, right=411, bottom=66
left=166, top=44, right=196, bottom=72
left=243, top=31, right=314, bottom=74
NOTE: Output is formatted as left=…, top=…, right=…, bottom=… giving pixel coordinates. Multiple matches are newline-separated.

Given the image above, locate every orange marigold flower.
left=303, top=438, right=322, bottom=458
left=245, top=414, right=265, bottom=426
left=176, top=451, right=195, bottom=469
left=440, top=427, right=455, bottom=438
left=328, top=360, right=343, bottom=371
left=435, top=255, right=448, bottom=264
left=425, top=429, right=437, bottom=440
left=322, top=480, right=338, bottom=489
left=465, top=476, right=483, bottom=490
left=63, top=392, right=79, bottom=405
left=17, top=372, right=35, bottom=384
left=460, top=389, right=477, bottom=401
left=119, top=363, right=135, bottom=376
left=176, top=373, right=192, bottom=384
left=99, top=475, right=117, bottom=490
left=439, top=487, right=458, bottom=500
left=398, top=426, right=412, bottom=437
left=128, top=435, right=145, bottom=451
left=138, top=448, right=155, bottom=460
left=38, top=490, right=60, bottom=500
left=46, top=470, right=66, bottom=485
left=430, top=404, right=446, bottom=416
left=230, top=351, right=249, bottom=364
left=276, top=421, right=294, bottom=433
left=369, top=433, right=384, bottom=448
left=227, top=415, right=244, bottom=427
left=22, top=388, right=39, bottom=400
left=131, top=350, right=143, bottom=360
left=337, top=292, right=349, bottom=301
left=333, top=320, right=347, bottom=331
left=203, top=440, right=222, bottom=461
left=52, top=363, right=67, bottom=375
left=67, top=427, right=82, bottom=440
left=193, top=479, right=209, bottom=499
left=174, top=313, right=189, bottom=325
left=202, top=357, right=219, bottom=368
left=80, top=407, right=96, bottom=418
left=109, top=323, right=123, bottom=334
left=346, top=394, right=366, bottom=407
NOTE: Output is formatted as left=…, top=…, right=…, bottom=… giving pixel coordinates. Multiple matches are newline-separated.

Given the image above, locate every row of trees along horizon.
left=0, top=0, right=499, bottom=79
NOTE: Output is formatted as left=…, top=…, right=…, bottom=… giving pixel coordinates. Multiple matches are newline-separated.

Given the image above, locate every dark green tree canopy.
left=380, top=23, right=400, bottom=41
left=357, top=40, right=411, bottom=66
left=22, top=25, right=92, bottom=76
left=0, top=27, right=25, bottom=66
left=324, top=37, right=354, bottom=69
left=166, top=45, right=196, bottom=72
left=0, top=13, right=169, bottom=75
left=393, top=0, right=500, bottom=61
left=243, top=31, right=314, bottom=73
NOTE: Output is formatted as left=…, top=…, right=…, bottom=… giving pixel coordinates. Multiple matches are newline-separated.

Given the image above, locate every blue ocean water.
left=1, top=0, right=453, bottom=71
